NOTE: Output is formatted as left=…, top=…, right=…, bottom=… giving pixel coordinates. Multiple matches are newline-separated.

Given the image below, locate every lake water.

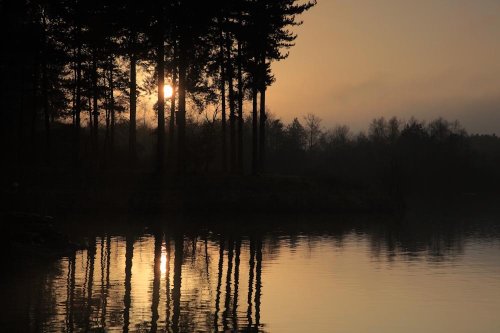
left=3, top=213, right=500, bottom=332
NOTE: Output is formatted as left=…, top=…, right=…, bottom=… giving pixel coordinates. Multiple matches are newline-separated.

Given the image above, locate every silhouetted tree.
left=304, top=113, right=322, bottom=150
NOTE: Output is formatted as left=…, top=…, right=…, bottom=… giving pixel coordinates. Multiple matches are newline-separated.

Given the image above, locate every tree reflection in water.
left=123, top=235, right=133, bottom=333
left=6, top=217, right=500, bottom=333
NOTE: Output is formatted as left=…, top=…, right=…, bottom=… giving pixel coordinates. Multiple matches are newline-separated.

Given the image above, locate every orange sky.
left=268, top=0, right=500, bottom=134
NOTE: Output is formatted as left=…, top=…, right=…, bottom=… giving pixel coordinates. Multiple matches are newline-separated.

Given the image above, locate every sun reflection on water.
left=5, top=223, right=500, bottom=333
left=160, top=247, right=167, bottom=274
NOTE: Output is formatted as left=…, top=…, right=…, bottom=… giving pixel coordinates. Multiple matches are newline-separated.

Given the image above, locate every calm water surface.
left=3, top=215, right=500, bottom=332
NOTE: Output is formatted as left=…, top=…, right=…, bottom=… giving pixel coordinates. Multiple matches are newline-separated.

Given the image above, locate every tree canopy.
left=0, top=0, right=316, bottom=174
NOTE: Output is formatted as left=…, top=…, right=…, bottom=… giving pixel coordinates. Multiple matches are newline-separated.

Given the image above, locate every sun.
left=164, top=84, right=173, bottom=99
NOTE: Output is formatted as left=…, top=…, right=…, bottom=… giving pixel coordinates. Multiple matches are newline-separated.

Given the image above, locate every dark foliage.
left=0, top=0, right=315, bottom=176
left=1, top=0, right=498, bottom=209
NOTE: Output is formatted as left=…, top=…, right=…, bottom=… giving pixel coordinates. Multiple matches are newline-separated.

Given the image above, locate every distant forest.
left=1, top=0, right=499, bottom=197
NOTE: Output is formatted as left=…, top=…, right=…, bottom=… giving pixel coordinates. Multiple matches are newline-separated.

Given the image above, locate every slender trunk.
left=88, top=96, right=93, bottom=130
left=19, top=65, right=27, bottom=167
left=41, top=60, right=50, bottom=155
left=259, top=55, right=267, bottom=173
left=177, top=41, right=187, bottom=174
left=103, top=63, right=109, bottom=154
left=226, top=33, right=236, bottom=172
left=129, top=52, right=137, bottom=162
left=108, top=56, right=115, bottom=152
left=237, top=39, right=244, bottom=173
left=259, top=88, right=266, bottom=173
left=30, top=60, right=38, bottom=157
left=168, top=43, right=177, bottom=163
left=41, top=14, right=50, bottom=154
left=75, top=26, right=82, bottom=162
left=252, top=81, right=258, bottom=175
left=92, top=48, right=99, bottom=152
left=157, top=7, right=165, bottom=171
left=104, top=87, right=110, bottom=145
left=219, top=25, right=227, bottom=172
left=110, top=89, right=115, bottom=150
left=75, top=57, right=81, bottom=131
left=72, top=64, right=76, bottom=126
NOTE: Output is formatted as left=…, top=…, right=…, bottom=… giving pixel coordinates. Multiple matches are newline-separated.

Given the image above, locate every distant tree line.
left=1, top=0, right=498, bottom=196
left=265, top=115, right=500, bottom=194
left=0, top=0, right=315, bottom=175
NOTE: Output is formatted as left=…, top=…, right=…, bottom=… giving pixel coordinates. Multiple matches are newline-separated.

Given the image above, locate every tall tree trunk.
left=129, top=52, right=137, bottom=162
left=75, top=57, right=81, bottom=131
left=72, top=65, right=76, bottom=125
left=157, top=6, right=165, bottom=171
left=41, top=14, right=50, bottom=155
left=30, top=60, right=38, bottom=159
left=104, top=89, right=110, bottom=147
left=237, top=39, right=244, bottom=173
left=107, top=56, right=115, bottom=154
left=88, top=96, right=93, bottom=130
left=41, top=59, right=50, bottom=156
left=219, top=25, right=227, bottom=172
left=168, top=43, right=177, bottom=164
left=92, top=48, right=99, bottom=153
left=74, top=26, right=82, bottom=162
left=259, top=88, right=266, bottom=173
left=177, top=50, right=187, bottom=174
left=110, top=75, right=115, bottom=151
left=259, top=56, right=267, bottom=173
left=18, top=65, right=27, bottom=167
left=252, top=82, right=258, bottom=175
left=226, top=33, right=236, bottom=172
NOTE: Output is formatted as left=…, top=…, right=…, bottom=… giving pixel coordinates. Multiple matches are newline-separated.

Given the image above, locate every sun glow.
left=164, top=84, right=173, bottom=99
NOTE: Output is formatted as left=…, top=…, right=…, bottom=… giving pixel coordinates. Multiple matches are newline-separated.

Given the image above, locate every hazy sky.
left=267, top=0, right=500, bottom=134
